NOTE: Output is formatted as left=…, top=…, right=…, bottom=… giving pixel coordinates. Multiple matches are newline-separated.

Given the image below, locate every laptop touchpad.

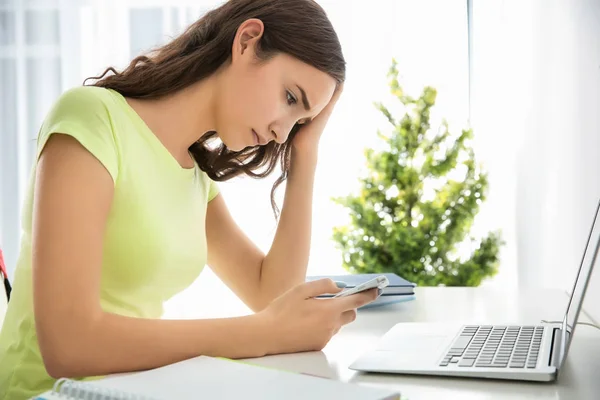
left=374, top=323, right=458, bottom=363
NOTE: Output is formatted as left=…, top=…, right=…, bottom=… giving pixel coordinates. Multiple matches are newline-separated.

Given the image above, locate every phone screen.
left=333, top=275, right=389, bottom=298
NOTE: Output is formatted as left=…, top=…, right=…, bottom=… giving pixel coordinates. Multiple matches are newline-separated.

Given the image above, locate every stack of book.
left=306, top=272, right=416, bottom=309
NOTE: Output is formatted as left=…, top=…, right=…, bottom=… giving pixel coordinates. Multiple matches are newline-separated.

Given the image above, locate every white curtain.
left=1, top=0, right=472, bottom=317
left=472, top=0, right=600, bottom=322
left=1, top=0, right=72, bottom=279
left=0, top=0, right=223, bottom=277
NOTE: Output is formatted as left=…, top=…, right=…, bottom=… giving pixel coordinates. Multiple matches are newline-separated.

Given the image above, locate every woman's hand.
left=291, top=84, right=344, bottom=155
left=255, top=278, right=378, bottom=355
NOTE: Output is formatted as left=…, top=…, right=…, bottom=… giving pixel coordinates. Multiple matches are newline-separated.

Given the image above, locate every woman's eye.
left=286, top=91, right=297, bottom=106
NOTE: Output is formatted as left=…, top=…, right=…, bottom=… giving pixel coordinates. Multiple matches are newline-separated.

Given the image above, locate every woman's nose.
left=271, top=121, right=295, bottom=144
left=269, top=128, right=285, bottom=144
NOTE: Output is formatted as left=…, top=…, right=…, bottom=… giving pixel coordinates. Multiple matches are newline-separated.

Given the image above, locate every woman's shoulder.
left=37, top=85, right=123, bottom=183
left=41, top=86, right=123, bottom=134
left=52, top=85, right=115, bottom=112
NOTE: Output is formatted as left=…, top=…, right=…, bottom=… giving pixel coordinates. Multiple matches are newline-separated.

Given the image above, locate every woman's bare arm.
left=33, top=133, right=377, bottom=380
left=33, top=134, right=270, bottom=379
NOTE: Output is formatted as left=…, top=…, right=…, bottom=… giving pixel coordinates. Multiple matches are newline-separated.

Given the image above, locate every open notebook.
left=35, top=356, right=400, bottom=400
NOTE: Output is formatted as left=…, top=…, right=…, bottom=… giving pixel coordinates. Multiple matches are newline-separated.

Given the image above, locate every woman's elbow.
left=36, top=317, right=93, bottom=379
left=38, top=335, right=76, bottom=379
left=42, top=353, right=71, bottom=379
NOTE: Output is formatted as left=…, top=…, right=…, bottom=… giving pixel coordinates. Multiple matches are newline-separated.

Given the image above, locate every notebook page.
left=90, top=356, right=400, bottom=400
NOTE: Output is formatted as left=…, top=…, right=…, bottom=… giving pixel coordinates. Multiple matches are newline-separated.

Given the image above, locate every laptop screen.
left=558, top=199, right=600, bottom=368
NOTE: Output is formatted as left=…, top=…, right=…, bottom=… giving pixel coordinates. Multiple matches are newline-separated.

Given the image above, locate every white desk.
left=242, top=287, right=600, bottom=400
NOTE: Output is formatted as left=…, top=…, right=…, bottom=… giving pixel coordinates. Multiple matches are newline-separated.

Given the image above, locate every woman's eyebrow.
left=296, top=84, right=311, bottom=111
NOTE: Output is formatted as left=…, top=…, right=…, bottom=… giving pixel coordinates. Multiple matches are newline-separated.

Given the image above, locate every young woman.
left=0, top=0, right=379, bottom=398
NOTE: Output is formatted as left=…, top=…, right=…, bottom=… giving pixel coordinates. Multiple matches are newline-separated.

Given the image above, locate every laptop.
left=349, top=199, right=600, bottom=382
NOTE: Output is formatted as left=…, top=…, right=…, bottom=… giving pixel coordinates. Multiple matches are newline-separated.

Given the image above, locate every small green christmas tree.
left=332, top=60, right=503, bottom=286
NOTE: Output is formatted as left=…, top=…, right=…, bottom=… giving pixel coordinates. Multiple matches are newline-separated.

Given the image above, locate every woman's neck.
left=125, top=77, right=218, bottom=168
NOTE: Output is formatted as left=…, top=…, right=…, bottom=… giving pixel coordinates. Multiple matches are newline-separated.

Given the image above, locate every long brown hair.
left=84, top=0, right=346, bottom=218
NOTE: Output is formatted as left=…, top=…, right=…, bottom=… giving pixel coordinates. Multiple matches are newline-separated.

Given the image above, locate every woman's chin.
left=228, top=143, right=247, bottom=152
left=222, top=137, right=254, bottom=152
left=217, top=138, right=236, bottom=152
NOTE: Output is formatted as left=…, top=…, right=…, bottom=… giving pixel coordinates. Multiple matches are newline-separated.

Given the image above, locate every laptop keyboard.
left=439, top=325, right=544, bottom=369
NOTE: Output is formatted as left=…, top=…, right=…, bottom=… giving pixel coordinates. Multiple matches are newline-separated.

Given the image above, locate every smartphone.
left=332, top=275, right=389, bottom=298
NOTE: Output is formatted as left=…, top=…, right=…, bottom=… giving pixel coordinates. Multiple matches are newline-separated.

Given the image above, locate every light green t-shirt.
left=0, top=86, right=219, bottom=399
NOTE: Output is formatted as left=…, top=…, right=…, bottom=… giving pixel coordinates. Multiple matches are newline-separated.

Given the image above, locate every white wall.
left=473, top=0, right=600, bottom=323
left=1, top=0, right=470, bottom=284
left=557, top=0, right=600, bottom=324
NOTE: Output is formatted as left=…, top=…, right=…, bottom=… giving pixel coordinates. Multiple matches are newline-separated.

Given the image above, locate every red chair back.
left=0, top=248, right=10, bottom=302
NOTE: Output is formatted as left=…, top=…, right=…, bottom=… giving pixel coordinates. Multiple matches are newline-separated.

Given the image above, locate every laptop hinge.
left=548, top=327, right=562, bottom=368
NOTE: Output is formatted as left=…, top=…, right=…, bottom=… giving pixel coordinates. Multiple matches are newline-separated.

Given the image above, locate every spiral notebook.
left=35, top=356, right=400, bottom=400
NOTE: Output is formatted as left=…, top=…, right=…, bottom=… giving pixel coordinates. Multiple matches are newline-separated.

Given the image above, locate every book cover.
left=307, top=273, right=416, bottom=296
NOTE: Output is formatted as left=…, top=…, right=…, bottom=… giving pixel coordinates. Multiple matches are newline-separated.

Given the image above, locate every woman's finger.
left=334, top=288, right=379, bottom=312
left=340, top=308, right=357, bottom=325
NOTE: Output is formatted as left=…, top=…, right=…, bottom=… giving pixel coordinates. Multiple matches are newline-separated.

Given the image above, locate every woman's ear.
left=232, top=18, right=265, bottom=59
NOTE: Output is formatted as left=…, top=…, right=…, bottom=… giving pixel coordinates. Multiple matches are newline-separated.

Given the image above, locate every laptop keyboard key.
left=458, top=358, right=476, bottom=367
left=451, top=335, right=473, bottom=350
left=442, top=324, right=547, bottom=370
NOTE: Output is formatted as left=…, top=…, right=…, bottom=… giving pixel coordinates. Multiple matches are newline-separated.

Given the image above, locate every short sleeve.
left=208, top=178, right=220, bottom=202
left=37, top=86, right=119, bottom=183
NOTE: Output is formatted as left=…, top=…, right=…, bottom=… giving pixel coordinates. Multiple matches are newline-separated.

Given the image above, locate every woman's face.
left=214, top=19, right=337, bottom=151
